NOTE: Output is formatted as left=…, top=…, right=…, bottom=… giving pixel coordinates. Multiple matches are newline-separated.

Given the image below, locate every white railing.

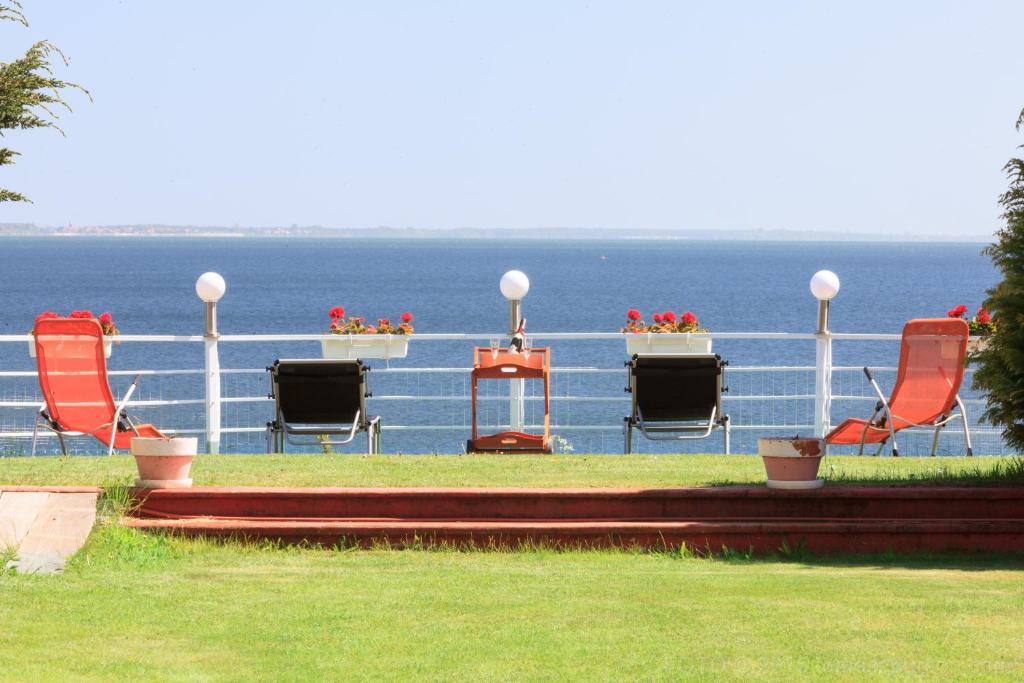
left=0, top=329, right=1003, bottom=456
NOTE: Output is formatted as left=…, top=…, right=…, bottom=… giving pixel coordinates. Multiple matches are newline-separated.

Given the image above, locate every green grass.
left=3, top=456, right=1022, bottom=680
left=1, top=453, right=1022, bottom=488
left=0, top=523, right=1021, bottom=681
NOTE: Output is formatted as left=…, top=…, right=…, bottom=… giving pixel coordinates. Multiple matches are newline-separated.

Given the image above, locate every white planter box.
left=321, top=335, right=410, bottom=360
left=625, top=334, right=712, bottom=356
left=966, top=337, right=990, bottom=354
left=29, top=337, right=113, bottom=359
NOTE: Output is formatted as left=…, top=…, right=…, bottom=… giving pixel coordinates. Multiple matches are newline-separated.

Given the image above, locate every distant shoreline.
left=0, top=224, right=992, bottom=243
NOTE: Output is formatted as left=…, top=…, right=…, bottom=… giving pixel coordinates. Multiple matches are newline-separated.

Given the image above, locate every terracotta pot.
left=758, top=437, right=824, bottom=490
left=131, top=437, right=198, bottom=488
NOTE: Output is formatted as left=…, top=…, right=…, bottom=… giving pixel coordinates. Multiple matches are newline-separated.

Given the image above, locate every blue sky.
left=1, top=1, right=1022, bottom=236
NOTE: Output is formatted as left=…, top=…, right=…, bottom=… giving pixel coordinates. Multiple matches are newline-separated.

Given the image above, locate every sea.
left=0, top=237, right=1002, bottom=455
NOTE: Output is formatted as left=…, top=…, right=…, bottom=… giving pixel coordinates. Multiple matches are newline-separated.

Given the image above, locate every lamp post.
left=500, top=270, right=530, bottom=431
left=810, top=270, right=840, bottom=439
left=499, top=269, right=530, bottom=335
left=196, top=272, right=226, bottom=454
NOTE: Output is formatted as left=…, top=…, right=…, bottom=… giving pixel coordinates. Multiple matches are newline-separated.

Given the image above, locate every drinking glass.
left=523, top=337, right=532, bottom=359
left=490, top=337, right=500, bottom=359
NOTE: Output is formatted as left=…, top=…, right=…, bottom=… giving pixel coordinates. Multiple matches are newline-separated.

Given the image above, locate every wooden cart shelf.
left=468, top=347, right=551, bottom=454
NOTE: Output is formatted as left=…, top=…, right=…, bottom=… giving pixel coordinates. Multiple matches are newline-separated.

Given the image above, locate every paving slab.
left=9, top=492, right=98, bottom=574
left=0, top=492, right=51, bottom=549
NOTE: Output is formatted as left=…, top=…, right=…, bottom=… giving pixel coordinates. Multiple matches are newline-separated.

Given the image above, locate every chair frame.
left=855, top=366, right=972, bottom=457
left=32, top=374, right=144, bottom=457
left=623, top=353, right=731, bottom=454
left=265, top=359, right=381, bottom=455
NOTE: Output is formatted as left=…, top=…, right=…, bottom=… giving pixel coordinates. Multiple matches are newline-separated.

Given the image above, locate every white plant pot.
left=29, top=337, right=113, bottom=358
left=625, top=334, right=712, bottom=356
left=321, top=335, right=410, bottom=360
left=758, top=437, right=825, bottom=490
left=131, top=436, right=198, bottom=489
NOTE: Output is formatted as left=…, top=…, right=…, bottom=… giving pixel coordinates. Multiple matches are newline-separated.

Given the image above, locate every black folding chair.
left=624, top=354, right=730, bottom=454
left=266, top=359, right=380, bottom=454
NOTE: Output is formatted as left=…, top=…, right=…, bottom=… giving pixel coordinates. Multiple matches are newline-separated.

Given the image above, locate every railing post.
left=196, top=273, right=226, bottom=454
left=810, top=270, right=840, bottom=439
left=814, top=333, right=832, bottom=438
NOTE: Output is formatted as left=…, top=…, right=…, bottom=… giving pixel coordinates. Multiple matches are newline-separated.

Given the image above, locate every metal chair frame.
left=31, top=374, right=144, bottom=457
left=266, top=359, right=380, bottom=455
left=623, top=354, right=731, bottom=454
left=856, top=366, right=973, bottom=457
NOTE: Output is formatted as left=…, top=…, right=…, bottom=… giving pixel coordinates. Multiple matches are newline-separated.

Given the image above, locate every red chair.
left=826, top=318, right=972, bottom=456
left=31, top=317, right=165, bottom=455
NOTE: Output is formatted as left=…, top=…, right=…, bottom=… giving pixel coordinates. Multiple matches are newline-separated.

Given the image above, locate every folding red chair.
left=826, top=318, right=972, bottom=456
left=31, top=317, right=165, bottom=455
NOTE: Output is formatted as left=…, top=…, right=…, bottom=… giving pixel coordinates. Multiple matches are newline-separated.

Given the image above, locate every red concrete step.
left=121, top=516, right=1024, bottom=554
left=132, top=486, right=1024, bottom=522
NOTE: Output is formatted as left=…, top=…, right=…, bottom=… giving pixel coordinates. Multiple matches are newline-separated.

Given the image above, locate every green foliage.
left=0, top=1, right=88, bottom=203
left=974, top=109, right=1024, bottom=449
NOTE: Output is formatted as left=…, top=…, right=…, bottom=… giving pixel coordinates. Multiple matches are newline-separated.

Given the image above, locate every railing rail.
left=1, top=329, right=1001, bottom=455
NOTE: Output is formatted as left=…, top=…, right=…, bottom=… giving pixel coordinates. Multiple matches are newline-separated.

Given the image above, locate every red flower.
left=662, top=311, right=677, bottom=323
left=627, top=309, right=641, bottom=321
left=328, top=306, right=345, bottom=320
left=652, top=313, right=663, bottom=323
left=378, top=318, right=391, bottom=328
left=977, top=308, right=991, bottom=324
left=70, top=310, right=93, bottom=319
left=682, top=311, right=697, bottom=326
left=99, top=312, right=113, bottom=325
left=955, top=304, right=968, bottom=315
left=401, top=312, right=413, bottom=323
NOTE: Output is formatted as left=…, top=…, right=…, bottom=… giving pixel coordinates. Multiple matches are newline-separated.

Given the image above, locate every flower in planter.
left=98, top=312, right=120, bottom=336
left=622, top=309, right=646, bottom=333
left=327, top=307, right=414, bottom=335
left=621, top=308, right=708, bottom=333
left=947, top=304, right=997, bottom=336
left=32, top=310, right=120, bottom=336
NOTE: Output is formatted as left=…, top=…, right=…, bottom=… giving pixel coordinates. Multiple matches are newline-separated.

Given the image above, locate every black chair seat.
left=267, top=359, right=380, bottom=453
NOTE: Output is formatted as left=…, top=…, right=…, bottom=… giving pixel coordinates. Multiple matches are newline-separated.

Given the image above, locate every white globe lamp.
left=810, top=270, right=839, bottom=334
left=809, top=270, right=840, bottom=301
left=499, top=270, right=530, bottom=301
left=196, top=272, right=227, bottom=303
left=196, top=272, right=226, bottom=337
left=500, top=270, right=530, bottom=335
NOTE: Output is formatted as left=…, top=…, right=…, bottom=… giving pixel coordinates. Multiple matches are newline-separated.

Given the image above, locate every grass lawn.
left=1, top=522, right=1022, bottom=681
left=3, top=456, right=1023, bottom=680
left=1, top=453, right=1023, bottom=488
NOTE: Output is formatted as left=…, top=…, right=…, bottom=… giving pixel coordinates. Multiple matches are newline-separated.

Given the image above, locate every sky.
left=1, top=1, right=1022, bottom=237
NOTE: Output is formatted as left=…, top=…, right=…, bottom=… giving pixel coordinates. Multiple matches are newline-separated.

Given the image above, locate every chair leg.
left=930, top=420, right=946, bottom=457
left=957, top=396, right=973, bottom=456
left=722, top=416, right=730, bottom=455
left=57, top=432, right=67, bottom=456
left=624, top=419, right=633, bottom=455
left=375, top=420, right=382, bottom=454
left=31, top=418, right=40, bottom=456
left=266, top=423, right=273, bottom=454
left=367, top=424, right=374, bottom=455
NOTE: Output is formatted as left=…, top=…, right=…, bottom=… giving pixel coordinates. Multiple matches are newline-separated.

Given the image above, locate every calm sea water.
left=0, top=237, right=999, bottom=454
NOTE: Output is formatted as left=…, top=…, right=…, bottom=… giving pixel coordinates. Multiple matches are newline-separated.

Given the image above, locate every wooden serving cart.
left=468, top=346, right=551, bottom=454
